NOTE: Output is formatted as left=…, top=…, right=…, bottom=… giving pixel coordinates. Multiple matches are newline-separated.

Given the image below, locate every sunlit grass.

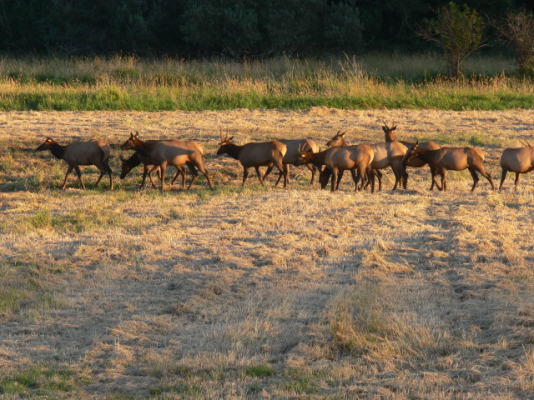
left=0, top=54, right=530, bottom=110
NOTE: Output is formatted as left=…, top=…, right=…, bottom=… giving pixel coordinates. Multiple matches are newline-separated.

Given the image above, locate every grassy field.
left=1, top=109, right=534, bottom=399
left=0, top=55, right=532, bottom=111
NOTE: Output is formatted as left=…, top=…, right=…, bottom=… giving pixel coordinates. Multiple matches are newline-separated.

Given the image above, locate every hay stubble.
left=1, top=109, right=534, bottom=398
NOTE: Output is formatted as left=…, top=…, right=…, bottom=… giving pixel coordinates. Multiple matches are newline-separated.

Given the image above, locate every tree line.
left=0, top=0, right=532, bottom=59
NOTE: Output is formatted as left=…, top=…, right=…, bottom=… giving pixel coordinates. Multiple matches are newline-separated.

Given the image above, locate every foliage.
left=495, top=10, right=534, bottom=75
left=0, top=0, right=531, bottom=57
left=418, top=2, right=486, bottom=77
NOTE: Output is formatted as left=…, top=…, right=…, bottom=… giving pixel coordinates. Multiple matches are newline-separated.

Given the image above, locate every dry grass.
left=1, top=109, right=534, bottom=399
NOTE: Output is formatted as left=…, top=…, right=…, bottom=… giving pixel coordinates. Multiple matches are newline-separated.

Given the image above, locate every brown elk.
left=263, top=138, right=320, bottom=185
left=120, top=151, right=190, bottom=189
left=499, top=139, right=534, bottom=191
left=297, top=145, right=375, bottom=192
left=382, top=120, right=441, bottom=190
left=326, top=130, right=406, bottom=190
left=121, top=132, right=213, bottom=191
left=35, top=137, right=113, bottom=190
left=403, top=141, right=495, bottom=191
left=216, top=130, right=288, bottom=187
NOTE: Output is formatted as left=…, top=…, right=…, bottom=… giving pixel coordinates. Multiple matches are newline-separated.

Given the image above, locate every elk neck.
left=222, top=143, right=244, bottom=160
left=48, top=142, right=66, bottom=160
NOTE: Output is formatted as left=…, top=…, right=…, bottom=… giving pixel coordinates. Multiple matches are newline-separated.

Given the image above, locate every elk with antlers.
left=498, top=139, right=534, bottom=191
left=216, top=129, right=288, bottom=187
left=403, top=141, right=495, bottom=191
left=121, top=132, right=213, bottom=191
left=35, top=137, right=113, bottom=190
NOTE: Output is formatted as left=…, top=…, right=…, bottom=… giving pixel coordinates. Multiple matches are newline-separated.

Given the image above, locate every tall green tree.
left=419, top=2, right=486, bottom=77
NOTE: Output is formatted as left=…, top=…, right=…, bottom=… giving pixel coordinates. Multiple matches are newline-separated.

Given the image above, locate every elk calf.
left=216, top=131, right=288, bottom=187
left=403, top=142, right=495, bottom=192
left=499, top=141, right=534, bottom=191
left=35, top=137, right=113, bottom=190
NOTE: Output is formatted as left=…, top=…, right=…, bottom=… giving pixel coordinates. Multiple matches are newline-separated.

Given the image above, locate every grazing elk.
left=297, top=145, right=375, bottom=192
left=327, top=130, right=406, bottom=190
left=216, top=130, right=288, bottom=187
left=120, top=151, right=190, bottom=189
left=263, top=138, right=320, bottom=186
left=498, top=139, right=534, bottom=191
left=403, top=141, right=495, bottom=192
left=121, top=132, right=213, bottom=191
left=382, top=120, right=441, bottom=190
left=35, top=137, right=113, bottom=190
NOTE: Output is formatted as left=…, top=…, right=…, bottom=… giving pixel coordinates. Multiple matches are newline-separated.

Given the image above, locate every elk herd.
left=34, top=122, right=534, bottom=193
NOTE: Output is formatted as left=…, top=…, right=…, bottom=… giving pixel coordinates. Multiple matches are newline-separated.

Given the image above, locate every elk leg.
left=469, top=168, right=480, bottom=191
left=274, top=161, right=288, bottom=188
left=429, top=167, right=441, bottom=191
left=306, top=163, right=316, bottom=185
left=242, top=167, right=250, bottom=187
left=499, top=169, right=507, bottom=191
left=254, top=166, right=264, bottom=184
left=107, top=164, right=113, bottom=190
left=147, top=166, right=159, bottom=189
left=331, top=168, right=338, bottom=192
left=159, top=162, right=168, bottom=192
left=368, top=166, right=375, bottom=193
left=335, top=169, right=345, bottom=191
left=438, top=169, right=446, bottom=191
left=170, top=166, right=186, bottom=187
left=350, top=169, right=359, bottom=191
left=95, top=169, right=105, bottom=188
left=195, top=164, right=213, bottom=189
left=73, top=165, right=86, bottom=190
left=61, top=166, right=74, bottom=189
left=514, top=172, right=520, bottom=191
left=263, top=165, right=274, bottom=181
left=478, top=167, right=495, bottom=191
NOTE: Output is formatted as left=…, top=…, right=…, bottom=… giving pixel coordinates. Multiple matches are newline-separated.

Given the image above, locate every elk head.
left=402, top=140, right=424, bottom=165
left=121, top=131, right=140, bottom=151
left=326, top=130, right=347, bottom=147
left=35, top=137, right=57, bottom=151
left=382, top=120, right=397, bottom=141
left=216, top=127, right=235, bottom=155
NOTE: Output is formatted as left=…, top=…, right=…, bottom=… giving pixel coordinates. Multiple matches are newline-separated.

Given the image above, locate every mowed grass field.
left=1, top=108, right=534, bottom=399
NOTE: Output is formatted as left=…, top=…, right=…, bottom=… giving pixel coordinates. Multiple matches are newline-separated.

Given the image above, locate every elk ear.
left=340, top=131, right=346, bottom=137
left=134, top=131, right=139, bottom=138
left=228, top=136, right=234, bottom=141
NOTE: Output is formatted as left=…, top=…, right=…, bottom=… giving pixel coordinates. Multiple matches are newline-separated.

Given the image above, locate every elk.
left=498, top=139, right=534, bottom=191
left=403, top=141, right=495, bottom=191
left=296, top=145, right=375, bottom=192
left=216, top=130, right=288, bottom=187
left=121, top=132, right=213, bottom=191
left=263, top=138, right=320, bottom=185
left=35, top=137, right=113, bottom=190
left=382, top=120, right=441, bottom=190
left=119, top=151, right=190, bottom=189
left=326, top=130, right=406, bottom=190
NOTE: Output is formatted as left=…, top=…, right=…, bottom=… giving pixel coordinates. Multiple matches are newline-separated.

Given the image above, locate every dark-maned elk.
left=216, top=131, right=288, bottom=187
left=403, top=141, right=495, bottom=192
left=121, top=132, right=213, bottom=191
left=296, top=145, right=375, bottom=192
left=120, top=151, right=190, bottom=189
left=382, top=120, right=441, bottom=190
left=499, top=139, right=534, bottom=191
left=327, top=130, right=406, bottom=190
left=263, top=138, right=320, bottom=186
left=35, top=137, right=113, bottom=190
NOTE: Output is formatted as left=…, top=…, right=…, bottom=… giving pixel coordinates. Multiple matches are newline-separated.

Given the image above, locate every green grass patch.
left=0, top=55, right=530, bottom=111
left=0, top=366, right=89, bottom=396
left=244, top=364, right=276, bottom=378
